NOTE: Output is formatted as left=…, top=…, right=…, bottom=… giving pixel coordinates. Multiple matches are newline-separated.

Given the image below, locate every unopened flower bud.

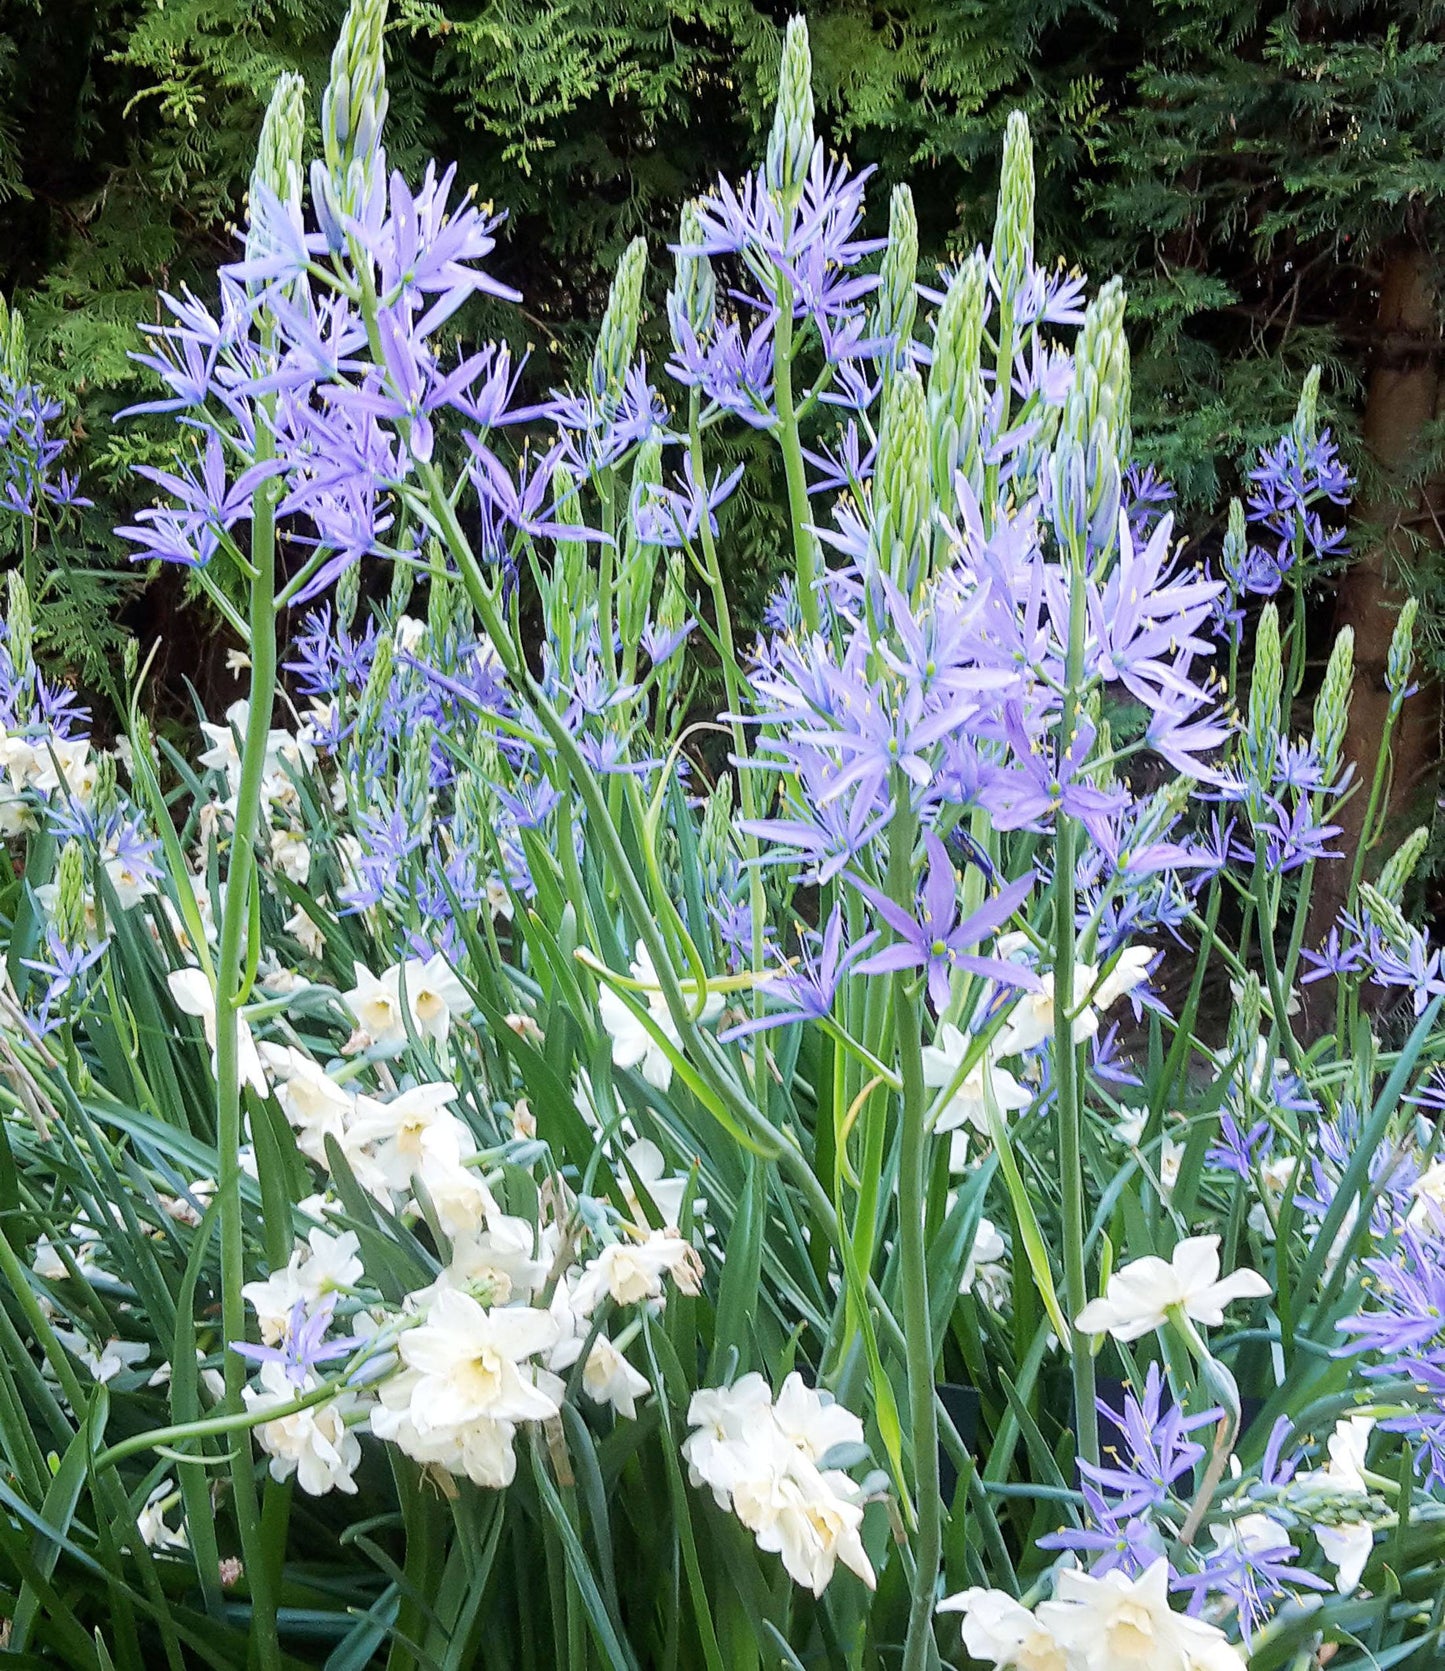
left=322, top=0, right=389, bottom=204
left=1378, top=826, right=1429, bottom=906
left=245, top=73, right=306, bottom=276
left=765, top=17, right=815, bottom=202
left=873, top=365, right=930, bottom=590
left=874, top=185, right=918, bottom=372
left=928, top=254, right=988, bottom=499
left=1247, top=603, right=1282, bottom=783
left=1222, top=497, right=1247, bottom=591
left=991, top=112, right=1035, bottom=306
left=1387, top=596, right=1418, bottom=705
left=55, top=840, right=88, bottom=947
left=592, top=237, right=647, bottom=408
left=1311, top=625, right=1353, bottom=780
left=669, top=201, right=716, bottom=348
left=335, top=554, right=361, bottom=628
left=1291, top=364, right=1322, bottom=449
left=1359, top=883, right=1413, bottom=955
left=621, top=438, right=664, bottom=638
left=5, top=570, right=33, bottom=676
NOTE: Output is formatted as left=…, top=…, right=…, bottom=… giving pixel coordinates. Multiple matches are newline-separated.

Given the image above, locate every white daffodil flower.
left=1075, top=1234, right=1270, bottom=1342
left=921, top=1022, right=1032, bottom=1134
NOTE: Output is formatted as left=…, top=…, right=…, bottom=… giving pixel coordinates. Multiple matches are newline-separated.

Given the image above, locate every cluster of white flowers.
left=597, top=941, right=722, bottom=1093
left=683, top=1372, right=876, bottom=1595
left=941, top=1558, right=1246, bottom=1670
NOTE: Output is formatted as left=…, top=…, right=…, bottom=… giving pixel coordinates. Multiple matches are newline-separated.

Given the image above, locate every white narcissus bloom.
left=683, top=1374, right=776, bottom=1507
left=620, top=1137, right=702, bottom=1228
left=284, top=904, right=327, bottom=959
left=1093, top=944, right=1156, bottom=1011
left=771, top=1371, right=864, bottom=1462
left=243, top=1361, right=363, bottom=1496
left=260, top=1044, right=355, bottom=1165
left=76, top=1336, right=149, bottom=1383
left=344, top=962, right=408, bottom=1051
left=1297, top=1414, right=1376, bottom=1593
left=270, top=825, right=311, bottom=885
left=1075, top=1235, right=1271, bottom=1343
left=572, top=1231, right=701, bottom=1313
left=684, top=1376, right=875, bottom=1596
left=370, top=1371, right=521, bottom=1488
left=167, top=966, right=268, bottom=1096
left=241, top=1229, right=364, bottom=1344
left=921, top=1023, right=1032, bottom=1134
left=439, top=1215, right=551, bottom=1304
left=551, top=1332, right=651, bottom=1420
left=136, top=1479, right=189, bottom=1552
left=597, top=941, right=722, bottom=1092
left=960, top=1216, right=1009, bottom=1304
left=937, top=1587, right=1068, bottom=1671
left=999, top=966, right=1101, bottom=1057
left=1037, top=1559, right=1245, bottom=1670
left=346, top=1082, right=468, bottom=1195
left=397, top=953, right=472, bottom=1046
left=397, top=1290, right=561, bottom=1429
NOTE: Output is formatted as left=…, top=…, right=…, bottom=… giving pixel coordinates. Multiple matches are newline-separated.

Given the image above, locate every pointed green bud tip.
left=1312, top=625, right=1354, bottom=775
left=766, top=17, right=815, bottom=201
left=876, top=185, right=919, bottom=361
left=1247, top=603, right=1283, bottom=763
left=1292, top=365, right=1322, bottom=447
left=592, top=237, right=648, bottom=405
left=992, top=110, right=1035, bottom=292
left=669, top=201, right=716, bottom=343
left=5, top=570, right=33, bottom=674
left=1387, top=597, right=1418, bottom=700
left=323, top=0, right=389, bottom=195
left=56, top=840, right=88, bottom=946
left=1378, top=826, right=1430, bottom=906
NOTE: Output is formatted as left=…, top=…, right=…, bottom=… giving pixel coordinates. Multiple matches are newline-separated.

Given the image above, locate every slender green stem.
left=212, top=424, right=281, bottom=1670
left=771, top=280, right=819, bottom=634
left=1054, top=527, right=1097, bottom=1470
left=887, top=801, right=941, bottom=1671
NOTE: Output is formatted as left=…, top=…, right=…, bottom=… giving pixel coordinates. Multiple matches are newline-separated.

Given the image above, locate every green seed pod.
left=592, top=237, right=648, bottom=409
left=874, top=185, right=918, bottom=370
left=5, top=570, right=33, bottom=676
left=1378, top=826, right=1430, bottom=907
left=765, top=17, right=815, bottom=203
left=1311, top=626, right=1354, bottom=781
left=1387, top=596, right=1418, bottom=704
left=669, top=201, right=716, bottom=347
left=246, top=73, right=306, bottom=274
left=991, top=112, right=1035, bottom=306
left=873, top=365, right=930, bottom=590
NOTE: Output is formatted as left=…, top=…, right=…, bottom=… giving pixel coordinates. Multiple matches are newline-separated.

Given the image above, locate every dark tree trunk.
left=1306, top=247, right=1445, bottom=987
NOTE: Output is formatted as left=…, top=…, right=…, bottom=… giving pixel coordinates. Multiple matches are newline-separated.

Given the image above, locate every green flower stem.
left=771, top=278, right=820, bottom=635
left=885, top=799, right=942, bottom=1671
left=1054, top=530, right=1098, bottom=1471
left=211, top=419, right=282, bottom=1670
left=687, top=394, right=769, bottom=1092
